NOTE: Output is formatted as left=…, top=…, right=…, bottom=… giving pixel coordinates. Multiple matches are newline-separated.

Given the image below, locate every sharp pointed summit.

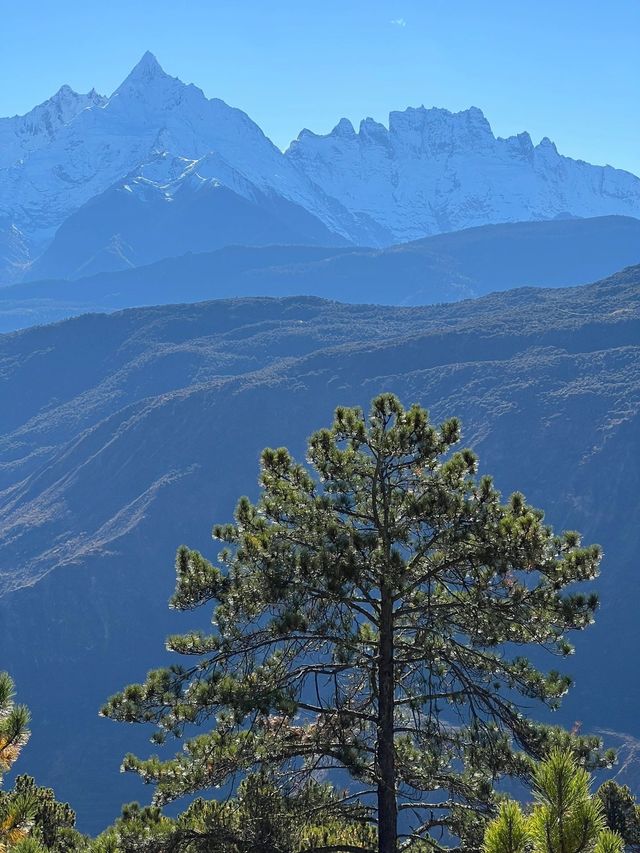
left=1, top=52, right=640, bottom=285
left=53, top=83, right=78, bottom=98
left=132, top=50, right=165, bottom=75
left=113, top=51, right=171, bottom=94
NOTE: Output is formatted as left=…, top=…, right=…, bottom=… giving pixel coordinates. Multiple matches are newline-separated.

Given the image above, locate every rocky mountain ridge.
left=2, top=52, right=639, bottom=282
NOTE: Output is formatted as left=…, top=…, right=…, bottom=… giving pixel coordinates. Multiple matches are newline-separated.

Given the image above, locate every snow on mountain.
left=286, top=106, right=640, bottom=241
left=0, top=221, right=30, bottom=281
left=0, top=84, right=107, bottom=169
left=1, top=52, right=640, bottom=284
left=25, top=150, right=349, bottom=281
left=0, top=52, right=382, bottom=282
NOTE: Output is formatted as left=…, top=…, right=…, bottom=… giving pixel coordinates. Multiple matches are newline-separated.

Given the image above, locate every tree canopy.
left=103, top=394, right=609, bottom=853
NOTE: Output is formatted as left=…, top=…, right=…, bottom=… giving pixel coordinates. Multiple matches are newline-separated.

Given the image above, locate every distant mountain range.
left=1, top=215, right=639, bottom=332
left=2, top=51, right=640, bottom=283
left=1, top=266, right=639, bottom=830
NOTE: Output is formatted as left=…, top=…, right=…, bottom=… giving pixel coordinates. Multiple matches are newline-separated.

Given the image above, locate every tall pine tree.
left=103, top=395, right=608, bottom=853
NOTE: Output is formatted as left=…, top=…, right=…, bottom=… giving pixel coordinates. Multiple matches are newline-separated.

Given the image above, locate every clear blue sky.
left=1, top=0, right=638, bottom=174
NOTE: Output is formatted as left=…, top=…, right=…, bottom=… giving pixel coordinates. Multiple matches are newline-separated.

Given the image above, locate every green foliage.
left=92, top=774, right=375, bottom=853
left=90, top=803, right=174, bottom=853
left=7, top=840, right=47, bottom=853
left=0, top=792, right=40, bottom=853
left=103, top=395, right=608, bottom=852
left=483, top=801, right=529, bottom=853
left=0, top=673, right=30, bottom=780
left=1, top=778, right=80, bottom=853
left=0, top=777, right=83, bottom=853
left=528, top=750, right=607, bottom=853
left=483, top=751, right=624, bottom=853
left=596, top=780, right=640, bottom=849
left=0, top=674, right=82, bottom=853
left=593, top=832, right=626, bottom=853
left=0, top=672, right=37, bottom=853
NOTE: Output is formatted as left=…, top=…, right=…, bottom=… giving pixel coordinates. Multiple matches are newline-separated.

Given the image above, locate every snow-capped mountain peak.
left=23, top=82, right=106, bottom=124
left=0, top=84, right=106, bottom=169
left=1, top=55, right=640, bottom=284
left=286, top=104, right=640, bottom=241
left=333, top=117, right=357, bottom=138
left=111, top=51, right=187, bottom=99
left=0, top=53, right=383, bottom=282
left=120, top=50, right=166, bottom=84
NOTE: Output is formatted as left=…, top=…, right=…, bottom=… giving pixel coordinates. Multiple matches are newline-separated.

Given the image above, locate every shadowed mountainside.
left=0, top=215, right=638, bottom=332
left=1, top=268, right=639, bottom=830
left=23, top=176, right=350, bottom=282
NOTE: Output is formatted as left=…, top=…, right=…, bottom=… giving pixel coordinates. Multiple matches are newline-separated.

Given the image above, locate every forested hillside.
left=0, top=267, right=638, bottom=830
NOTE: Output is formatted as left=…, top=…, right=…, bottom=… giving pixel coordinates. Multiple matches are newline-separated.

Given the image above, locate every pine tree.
left=483, top=801, right=529, bottom=853
left=0, top=672, right=36, bottom=853
left=1, top=778, right=78, bottom=853
left=103, top=395, right=609, bottom=853
left=528, top=750, right=612, bottom=853
left=0, top=674, right=81, bottom=853
left=0, top=673, right=30, bottom=781
left=596, top=780, right=640, bottom=849
left=484, top=750, right=623, bottom=853
left=94, top=776, right=375, bottom=853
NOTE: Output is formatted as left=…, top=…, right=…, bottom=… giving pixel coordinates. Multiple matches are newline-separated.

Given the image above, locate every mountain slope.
left=24, top=153, right=349, bottom=281
left=0, top=84, right=106, bottom=168
left=0, top=268, right=639, bottom=829
left=1, top=215, right=638, bottom=332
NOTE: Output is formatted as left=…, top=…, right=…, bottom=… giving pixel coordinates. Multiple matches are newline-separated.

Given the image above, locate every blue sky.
left=1, top=0, right=638, bottom=173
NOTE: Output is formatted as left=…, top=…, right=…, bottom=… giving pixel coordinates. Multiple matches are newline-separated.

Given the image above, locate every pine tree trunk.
left=377, top=587, right=397, bottom=853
